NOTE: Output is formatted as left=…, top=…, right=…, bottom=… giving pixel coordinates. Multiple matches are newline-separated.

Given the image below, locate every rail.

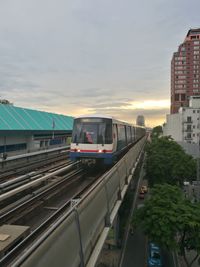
left=0, top=146, right=69, bottom=171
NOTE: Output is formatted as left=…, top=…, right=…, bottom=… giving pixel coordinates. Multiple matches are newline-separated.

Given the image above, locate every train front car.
left=70, top=116, right=114, bottom=165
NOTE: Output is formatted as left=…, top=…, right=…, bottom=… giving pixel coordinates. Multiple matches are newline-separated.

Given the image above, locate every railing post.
left=74, top=208, right=85, bottom=267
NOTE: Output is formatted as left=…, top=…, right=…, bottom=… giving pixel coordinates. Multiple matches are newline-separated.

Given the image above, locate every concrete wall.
left=164, top=113, right=182, bottom=141
left=0, top=131, right=70, bottom=157
left=177, top=141, right=199, bottom=158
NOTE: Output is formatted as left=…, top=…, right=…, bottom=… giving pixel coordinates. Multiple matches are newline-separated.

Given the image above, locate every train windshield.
left=72, top=118, right=112, bottom=144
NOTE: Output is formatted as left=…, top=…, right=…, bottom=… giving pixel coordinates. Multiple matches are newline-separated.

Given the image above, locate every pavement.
left=121, top=228, right=146, bottom=267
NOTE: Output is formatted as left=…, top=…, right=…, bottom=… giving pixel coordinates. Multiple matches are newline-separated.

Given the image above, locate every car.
left=141, top=185, right=148, bottom=193
left=139, top=191, right=145, bottom=199
left=147, top=242, right=162, bottom=267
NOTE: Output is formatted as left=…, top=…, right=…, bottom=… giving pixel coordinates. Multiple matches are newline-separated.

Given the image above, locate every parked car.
left=141, top=185, right=148, bottom=193
left=147, top=242, right=162, bottom=267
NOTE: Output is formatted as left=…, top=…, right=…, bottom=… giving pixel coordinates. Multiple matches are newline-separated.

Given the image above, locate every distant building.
left=136, top=115, right=145, bottom=126
left=163, top=96, right=200, bottom=157
left=171, top=28, right=200, bottom=114
left=0, top=104, right=73, bottom=157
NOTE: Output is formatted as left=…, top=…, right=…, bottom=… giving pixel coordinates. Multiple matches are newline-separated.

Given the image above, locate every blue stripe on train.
left=70, top=151, right=114, bottom=164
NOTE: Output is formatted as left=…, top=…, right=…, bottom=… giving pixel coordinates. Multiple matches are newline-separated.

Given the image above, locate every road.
left=120, top=157, right=175, bottom=267
left=121, top=228, right=146, bottom=267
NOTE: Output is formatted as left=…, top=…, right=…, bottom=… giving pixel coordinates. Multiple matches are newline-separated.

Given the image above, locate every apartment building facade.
left=171, top=28, right=200, bottom=114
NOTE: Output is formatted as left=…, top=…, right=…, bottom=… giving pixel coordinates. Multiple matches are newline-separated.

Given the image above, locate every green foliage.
left=145, top=136, right=196, bottom=186
left=133, top=184, right=200, bottom=267
left=151, top=125, right=163, bottom=139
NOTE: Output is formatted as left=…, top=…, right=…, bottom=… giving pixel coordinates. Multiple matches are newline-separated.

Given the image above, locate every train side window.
left=117, top=124, right=126, bottom=150
left=132, top=127, right=136, bottom=141
left=127, top=126, right=131, bottom=143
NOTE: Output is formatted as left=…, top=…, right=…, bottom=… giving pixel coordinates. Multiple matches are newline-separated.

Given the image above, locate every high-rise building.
left=171, top=28, right=200, bottom=114
left=136, top=115, right=145, bottom=126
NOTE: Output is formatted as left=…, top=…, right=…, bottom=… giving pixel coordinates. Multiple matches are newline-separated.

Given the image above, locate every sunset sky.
left=0, top=0, right=200, bottom=127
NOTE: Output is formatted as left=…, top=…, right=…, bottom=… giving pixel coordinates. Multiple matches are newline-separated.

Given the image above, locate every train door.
left=113, top=124, right=118, bottom=152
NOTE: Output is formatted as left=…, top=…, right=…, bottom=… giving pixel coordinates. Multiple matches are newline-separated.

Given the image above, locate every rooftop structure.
left=171, top=28, right=200, bottom=114
left=0, top=104, right=73, bottom=131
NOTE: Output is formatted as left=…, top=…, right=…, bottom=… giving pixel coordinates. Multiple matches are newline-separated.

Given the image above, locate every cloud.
left=0, top=0, right=199, bottom=127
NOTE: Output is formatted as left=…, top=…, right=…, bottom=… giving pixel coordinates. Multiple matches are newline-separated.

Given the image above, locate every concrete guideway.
left=3, top=137, right=146, bottom=267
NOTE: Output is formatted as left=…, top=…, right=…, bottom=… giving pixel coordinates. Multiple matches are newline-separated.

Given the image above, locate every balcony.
left=184, top=136, right=193, bottom=140
left=183, top=120, right=193, bottom=124
left=184, top=129, right=193, bottom=132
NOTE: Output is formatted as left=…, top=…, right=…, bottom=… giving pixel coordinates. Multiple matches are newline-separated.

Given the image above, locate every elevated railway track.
left=0, top=137, right=146, bottom=267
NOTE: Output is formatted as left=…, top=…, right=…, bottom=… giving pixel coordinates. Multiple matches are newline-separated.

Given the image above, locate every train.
left=70, top=114, right=146, bottom=165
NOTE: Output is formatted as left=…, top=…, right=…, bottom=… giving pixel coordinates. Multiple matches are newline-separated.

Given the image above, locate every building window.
left=181, top=94, right=186, bottom=101
left=175, top=94, right=179, bottom=101
left=187, top=116, right=192, bottom=122
left=193, top=134, right=195, bottom=137
left=193, top=110, right=196, bottom=113
left=193, top=125, right=195, bottom=129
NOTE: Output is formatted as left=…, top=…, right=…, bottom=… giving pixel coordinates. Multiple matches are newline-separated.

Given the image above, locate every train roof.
left=75, top=114, right=112, bottom=119
left=75, top=114, right=145, bottom=129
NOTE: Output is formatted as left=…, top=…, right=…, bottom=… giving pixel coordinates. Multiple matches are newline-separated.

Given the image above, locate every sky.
left=0, top=0, right=200, bottom=127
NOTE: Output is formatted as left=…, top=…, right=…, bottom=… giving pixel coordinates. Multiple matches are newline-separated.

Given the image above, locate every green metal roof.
left=0, top=104, right=74, bottom=131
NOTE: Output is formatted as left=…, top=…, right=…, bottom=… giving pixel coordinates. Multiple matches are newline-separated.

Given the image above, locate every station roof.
left=0, top=104, right=74, bottom=131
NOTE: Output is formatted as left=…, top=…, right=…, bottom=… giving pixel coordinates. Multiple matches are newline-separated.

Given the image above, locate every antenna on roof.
left=0, top=99, right=13, bottom=105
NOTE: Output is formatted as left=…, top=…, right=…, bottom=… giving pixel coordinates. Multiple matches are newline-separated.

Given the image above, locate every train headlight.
left=98, top=150, right=102, bottom=153
left=77, top=149, right=80, bottom=152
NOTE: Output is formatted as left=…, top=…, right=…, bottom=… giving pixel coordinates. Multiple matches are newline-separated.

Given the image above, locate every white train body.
left=70, top=114, right=145, bottom=165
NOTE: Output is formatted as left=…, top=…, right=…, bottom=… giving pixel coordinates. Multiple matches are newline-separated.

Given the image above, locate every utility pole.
left=197, top=134, right=200, bottom=181
left=196, top=114, right=200, bottom=201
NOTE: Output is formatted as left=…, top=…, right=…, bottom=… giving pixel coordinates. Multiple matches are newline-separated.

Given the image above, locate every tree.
left=151, top=125, right=163, bottom=138
left=133, top=184, right=200, bottom=267
left=145, top=136, right=196, bottom=186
